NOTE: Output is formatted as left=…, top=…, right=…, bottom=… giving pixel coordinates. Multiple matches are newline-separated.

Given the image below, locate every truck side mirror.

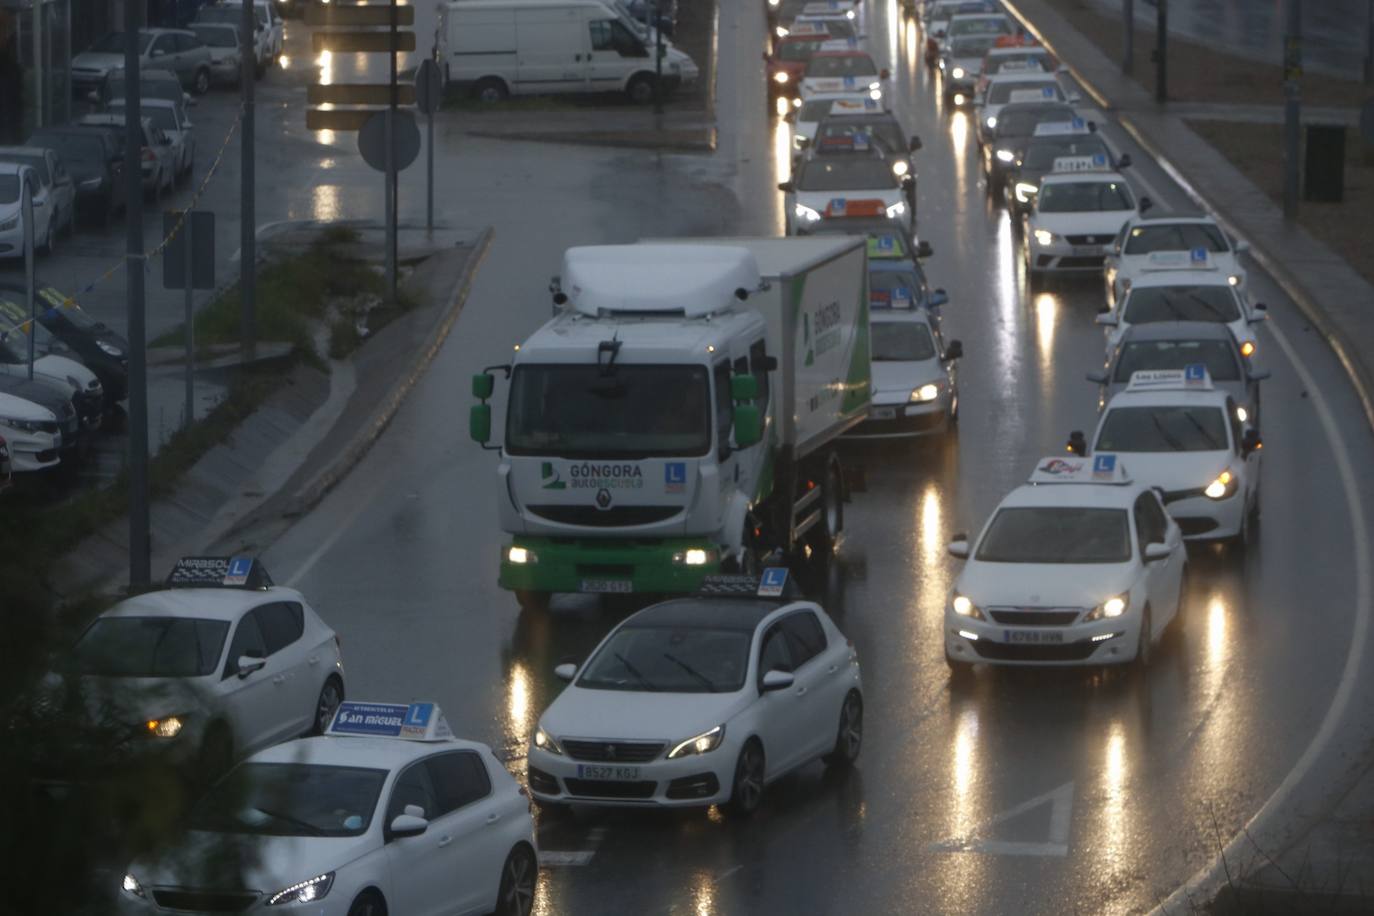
left=730, top=373, right=758, bottom=401
left=472, top=372, right=494, bottom=399
left=733, top=404, right=762, bottom=449
left=1066, top=430, right=1087, bottom=456
left=470, top=404, right=491, bottom=444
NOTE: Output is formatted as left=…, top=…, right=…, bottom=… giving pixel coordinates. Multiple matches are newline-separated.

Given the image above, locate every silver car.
left=109, top=99, right=195, bottom=184
left=0, top=147, right=75, bottom=244
left=71, top=29, right=213, bottom=98
left=74, top=114, right=176, bottom=200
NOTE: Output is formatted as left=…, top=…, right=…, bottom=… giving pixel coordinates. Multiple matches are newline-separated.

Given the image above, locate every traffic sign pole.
left=415, top=58, right=443, bottom=235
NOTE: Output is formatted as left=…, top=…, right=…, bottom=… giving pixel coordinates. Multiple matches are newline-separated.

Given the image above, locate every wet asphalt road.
left=250, top=2, right=1374, bottom=914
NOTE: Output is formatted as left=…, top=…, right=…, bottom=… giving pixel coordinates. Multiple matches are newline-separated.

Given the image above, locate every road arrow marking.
left=929, top=781, right=1074, bottom=857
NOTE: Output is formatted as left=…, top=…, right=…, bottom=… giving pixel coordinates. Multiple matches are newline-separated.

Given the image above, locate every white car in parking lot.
left=0, top=386, right=63, bottom=471
left=110, top=98, right=195, bottom=183
left=1104, top=213, right=1250, bottom=308
left=945, top=454, right=1188, bottom=671
left=527, top=571, right=863, bottom=815
left=0, top=162, right=58, bottom=257
left=1095, top=263, right=1267, bottom=360
left=119, top=701, right=538, bottom=916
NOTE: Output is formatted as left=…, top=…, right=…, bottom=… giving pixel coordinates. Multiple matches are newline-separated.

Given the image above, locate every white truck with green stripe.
left=470, top=237, right=871, bottom=610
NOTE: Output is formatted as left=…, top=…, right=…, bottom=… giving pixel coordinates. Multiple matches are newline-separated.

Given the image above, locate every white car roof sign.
left=328, top=701, right=455, bottom=741
left=166, top=556, right=273, bottom=589
left=1052, top=153, right=1110, bottom=172
left=1028, top=454, right=1132, bottom=485
left=1033, top=118, right=1088, bottom=136
left=1126, top=365, right=1214, bottom=392
left=1008, top=87, right=1057, bottom=102
left=997, top=59, right=1045, bottom=72
left=1143, top=250, right=1216, bottom=270
left=829, top=98, right=878, bottom=115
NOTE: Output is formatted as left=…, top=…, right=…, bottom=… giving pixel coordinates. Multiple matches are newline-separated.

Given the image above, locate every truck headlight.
left=1204, top=469, right=1238, bottom=500
left=533, top=726, right=563, bottom=756
left=995, top=148, right=1015, bottom=163
left=1086, top=593, right=1129, bottom=621
left=910, top=383, right=940, bottom=402
left=672, top=548, right=715, bottom=566
left=1014, top=182, right=1038, bottom=203
left=951, top=592, right=984, bottom=620
left=143, top=714, right=186, bottom=738
left=885, top=200, right=906, bottom=219
left=508, top=545, right=536, bottom=565
left=668, top=725, right=725, bottom=758
left=794, top=203, right=822, bottom=223
left=951, top=66, right=966, bottom=79
left=1032, top=228, right=1057, bottom=247
left=268, top=873, right=334, bottom=906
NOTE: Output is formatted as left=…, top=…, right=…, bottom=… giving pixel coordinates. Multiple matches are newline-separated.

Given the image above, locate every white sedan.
left=119, top=702, right=537, bottom=916
left=63, top=556, right=345, bottom=777
left=946, top=454, right=1188, bottom=671
left=1103, top=213, right=1250, bottom=308
left=781, top=144, right=914, bottom=235
left=847, top=303, right=961, bottom=439
left=1095, top=265, right=1267, bottom=360
left=1024, top=168, right=1139, bottom=288
left=527, top=572, right=863, bottom=815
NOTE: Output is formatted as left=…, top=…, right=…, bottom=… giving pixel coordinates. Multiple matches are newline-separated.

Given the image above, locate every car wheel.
left=823, top=691, right=863, bottom=768
left=514, top=590, right=550, bottom=613
left=346, top=891, right=386, bottom=916
left=310, top=675, right=345, bottom=736
left=1133, top=606, right=1153, bottom=671
left=193, top=68, right=211, bottom=96
left=474, top=77, right=509, bottom=103
left=494, top=844, right=537, bottom=916
left=626, top=73, right=656, bottom=105
left=727, top=740, right=765, bottom=817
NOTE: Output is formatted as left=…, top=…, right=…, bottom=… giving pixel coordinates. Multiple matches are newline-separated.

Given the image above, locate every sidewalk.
left=1000, top=1, right=1374, bottom=911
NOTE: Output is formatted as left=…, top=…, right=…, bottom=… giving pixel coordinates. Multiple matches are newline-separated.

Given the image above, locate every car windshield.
left=988, top=81, right=1060, bottom=104
left=578, top=625, right=752, bottom=693
left=1122, top=285, right=1241, bottom=323
left=89, top=32, right=153, bottom=54
left=0, top=175, right=17, bottom=204
left=951, top=35, right=999, bottom=56
left=949, top=17, right=1010, bottom=37
left=872, top=321, right=937, bottom=361
left=31, top=133, right=104, bottom=164
left=1024, top=136, right=1110, bottom=170
left=0, top=154, right=48, bottom=184
left=797, top=156, right=897, bottom=191
left=189, top=764, right=387, bottom=838
left=1113, top=340, right=1240, bottom=382
left=1124, top=223, right=1230, bottom=254
left=193, top=25, right=239, bottom=48
left=113, top=104, right=177, bottom=132
left=506, top=364, right=711, bottom=458
left=869, top=268, right=924, bottom=307
left=976, top=507, right=1132, bottom=563
left=1038, top=180, right=1134, bottom=212
left=815, top=118, right=905, bottom=154
left=806, top=55, right=878, bottom=78
left=995, top=106, right=1075, bottom=139
left=70, top=616, right=229, bottom=677
left=778, top=38, right=827, bottom=61
left=1095, top=406, right=1230, bottom=452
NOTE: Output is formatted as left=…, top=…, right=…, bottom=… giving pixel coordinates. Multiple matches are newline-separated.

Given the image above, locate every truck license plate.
left=577, top=764, right=641, bottom=780
left=1004, top=630, right=1064, bottom=643
left=580, top=579, right=633, bottom=594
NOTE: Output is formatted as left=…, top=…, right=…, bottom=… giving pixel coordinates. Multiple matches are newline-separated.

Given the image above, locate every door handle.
left=308, top=655, right=320, bottom=666
left=485, top=812, right=502, bottom=825
left=438, top=835, right=453, bottom=848
left=795, top=686, right=807, bottom=696
left=827, top=665, right=838, bottom=674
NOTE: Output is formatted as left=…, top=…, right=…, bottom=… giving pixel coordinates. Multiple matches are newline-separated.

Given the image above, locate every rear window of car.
left=1124, top=223, right=1230, bottom=254
left=193, top=25, right=239, bottom=48
left=806, top=55, right=878, bottom=78
left=988, top=81, right=1060, bottom=104
left=1122, top=285, right=1242, bottom=323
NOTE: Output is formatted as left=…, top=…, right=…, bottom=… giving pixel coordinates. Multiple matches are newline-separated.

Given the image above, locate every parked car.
left=0, top=282, right=129, bottom=403
left=0, top=147, right=75, bottom=242
left=194, top=1, right=279, bottom=77
left=0, top=375, right=74, bottom=472
left=0, top=325, right=104, bottom=435
left=0, top=433, right=12, bottom=489
left=25, top=126, right=127, bottom=227
left=190, top=22, right=246, bottom=86
left=0, top=163, right=58, bottom=258
left=74, top=114, right=176, bottom=200
left=72, top=29, right=213, bottom=98
left=109, top=99, right=195, bottom=183
left=102, top=67, right=194, bottom=110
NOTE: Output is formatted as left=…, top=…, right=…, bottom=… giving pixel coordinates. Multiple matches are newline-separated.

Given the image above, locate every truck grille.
left=527, top=505, right=682, bottom=527
left=562, top=739, right=665, bottom=762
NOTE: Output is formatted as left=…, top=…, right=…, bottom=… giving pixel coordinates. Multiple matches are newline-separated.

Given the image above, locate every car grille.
left=1065, top=234, right=1110, bottom=245
left=527, top=505, right=683, bottom=527
left=151, top=890, right=258, bottom=912
left=561, top=739, right=665, bottom=763
left=987, top=608, right=1082, bottom=626
left=564, top=778, right=657, bottom=799
left=853, top=410, right=947, bottom=436
left=1175, top=517, right=1220, bottom=535
left=972, top=640, right=1100, bottom=662
left=1057, top=256, right=1105, bottom=269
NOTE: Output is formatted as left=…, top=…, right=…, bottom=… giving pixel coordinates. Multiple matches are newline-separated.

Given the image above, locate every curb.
left=282, top=226, right=493, bottom=519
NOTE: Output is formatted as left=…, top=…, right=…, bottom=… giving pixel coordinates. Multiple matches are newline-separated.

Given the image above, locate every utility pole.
left=241, top=0, right=256, bottom=354
left=1154, top=0, right=1167, bottom=102
left=1364, top=0, right=1373, bottom=85
left=1283, top=0, right=1303, bottom=220
left=387, top=0, right=399, bottom=303
left=1122, top=0, right=1134, bottom=76
left=125, top=0, right=150, bottom=587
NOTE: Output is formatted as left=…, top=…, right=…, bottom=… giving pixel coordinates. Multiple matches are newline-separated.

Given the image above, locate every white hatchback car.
left=945, top=454, right=1188, bottom=671
left=1095, top=263, right=1267, bottom=360
left=782, top=143, right=914, bottom=234
left=64, top=557, right=345, bottom=775
left=119, top=702, right=538, bottom=916
left=1072, top=366, right=1263, bottom=547
left=527, top=571, right=863, bottom=816
left=0, top=162, right=57, bottom=257
left=1024, top=168, right=1139, bottom=287
left=1103, top=213, right=1249, bottom=308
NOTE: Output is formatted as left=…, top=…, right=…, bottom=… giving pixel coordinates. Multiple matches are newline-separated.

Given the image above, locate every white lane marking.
left=929, top=782, right=1074, bottom=857
left=283, top=485, right=379, bottom=587
left=1155, top=317, right=1374, bottom=912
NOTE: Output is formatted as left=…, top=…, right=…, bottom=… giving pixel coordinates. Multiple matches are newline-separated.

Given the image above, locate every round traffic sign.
left=357, top=109, right=422, bottom=173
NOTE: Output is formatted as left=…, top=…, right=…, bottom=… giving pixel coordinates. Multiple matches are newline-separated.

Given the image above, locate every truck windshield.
left=506, top=364, right=712, bottom=458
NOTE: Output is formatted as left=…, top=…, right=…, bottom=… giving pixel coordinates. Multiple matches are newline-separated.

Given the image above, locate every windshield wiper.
left=1178, top=411, right=1221, bottom=449
left=662, top=652, right=719, bottom=693
left=251, top=807, right=324, bottom=836
left=1149, top=413, right=1187, bottom=451
left=613, top=652, right=658, bottom=691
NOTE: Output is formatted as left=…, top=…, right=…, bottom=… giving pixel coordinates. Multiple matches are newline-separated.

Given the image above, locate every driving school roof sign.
left=328, top=701, right=454, bottom=742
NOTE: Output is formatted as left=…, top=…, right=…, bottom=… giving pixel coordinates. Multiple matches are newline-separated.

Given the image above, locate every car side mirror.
left=901, top=175, right=915, bottom=191
left=236, top=655, right=266, bottom=678
left=1085, top=370, right=1107, bottom=384
left=943, top=339, right=963, bottom=361
left=388, top=813, right=428, bottom=838
left=1094, top=313, right=1118, bottom=326
left=916, top=240, right=934, bottom=259
left=928, top=289, right=948, bottom=308
left=1067, top=91, right=1082, bottom=103
left=909, top=135, right=923, bottom=152
left=947, top=537, right=969, bottom=559
left=777, top=180, right=794, bottom=192
left=150, top=49, right=164, bottom=57
left=1116, top=153, right=1132, bottom=168
left=554, top=663, right=577, bottom=681
left=185, top=93, right=197, bottom=107
left=1138, top=195, right=1153, bottom=213
left=1144, top=542, right=1171, bottom=563
left=1066, top=430, right=1087, bottom=456
left=1241, top=428, right=1262, bottom=456
left=796, top=136, right=810, bottom=150
left=761, top=669, right=795, bottom=692
left=1250, top=302, right=1268, bottom=321
left=1233, top=239, right=1251, bottom=253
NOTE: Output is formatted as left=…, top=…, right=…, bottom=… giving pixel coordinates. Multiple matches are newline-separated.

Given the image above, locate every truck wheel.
left=809, top=462, right=843, bottom=561
left=514, top=590, right=550, bottom=613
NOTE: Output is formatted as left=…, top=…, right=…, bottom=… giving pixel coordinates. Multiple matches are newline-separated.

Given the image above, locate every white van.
left=439, top=0, right=699, bottom=103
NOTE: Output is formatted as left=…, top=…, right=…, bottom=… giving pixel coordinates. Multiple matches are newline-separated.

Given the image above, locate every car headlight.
left=1, top=416, right=46, bottom=433
left=1204, top=469, right=1238, bottom=500
left=97, top=340, right=125, bottom=358
left=773, top=71, right=789, bottom=84
left=951, top=66, right=965, bottom=79
left=1085, top=593, right=1129, bottom=622
left=667, top=724, right=725, bottom=759
left=845, top=8, right=855, bottom=18
left=794, top=203, right=822, bottom=223
left=1014, top=182, right=1039, bottom=203
left=910, top=383, right=941, bottom=402
left=939, top=58, right=948, bottom=70
left=268, top=873, right=334, bottom=906
left=985, top=115, right=997, bottom=129
left=143, top=714, right=186, bottom=738
left=672, top=548, right=714, bottom=566
left=995, top=148, right=1015, bottom=163
left=533, top=726, right=564, bottom=756
left=121, top=873, right=145, bottom=899
left=885, top=200, right=906, bottom=219
left=1239, top=340, right=1256, bottom=358
left=0, top=216, right=18, bottom=232
left=891, top=160, right=909, bottom=177
left=1235, top=405, right=1249, bottom=423
left=507, top=545, right=535, bottom=565
left=869, top=88, right=882, bottom=101
left=1032, top=228, right=1057, bottom=247
left=951, top=592, right=984, bottom=620
left=1228, top=274, right=1241, bottom=286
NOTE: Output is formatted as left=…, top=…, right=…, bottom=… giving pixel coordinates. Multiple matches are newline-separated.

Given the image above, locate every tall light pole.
left=125, top=0, right=149, bottom=587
